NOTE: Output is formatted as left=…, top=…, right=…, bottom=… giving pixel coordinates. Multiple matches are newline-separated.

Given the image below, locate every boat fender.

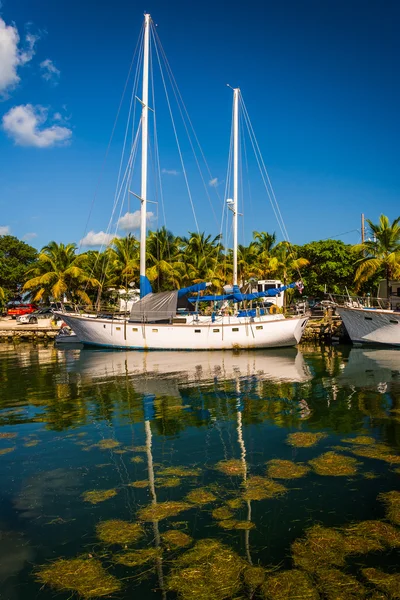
left=269, top=305, right=278, bottom=314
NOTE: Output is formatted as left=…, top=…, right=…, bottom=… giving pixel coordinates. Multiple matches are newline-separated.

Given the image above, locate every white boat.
left=336, top=305, right=400, bottom=347
left=57, top=14, right=309, bottom=351
left=55, top=327, right=81, bottom=344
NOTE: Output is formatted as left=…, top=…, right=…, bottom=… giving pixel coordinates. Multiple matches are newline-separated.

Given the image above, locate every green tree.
left=146, top=227, right=182, bottom=290
left=23, top=241, right=99, bottom=304
left=0, top=235, right=37, bottom=302
left=353, top=214, right=400, bottom=297
left=298, top=239, right=358, bottom=297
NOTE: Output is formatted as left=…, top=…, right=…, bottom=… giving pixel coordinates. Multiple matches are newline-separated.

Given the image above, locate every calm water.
left=0, top=343, right=399, bottom=599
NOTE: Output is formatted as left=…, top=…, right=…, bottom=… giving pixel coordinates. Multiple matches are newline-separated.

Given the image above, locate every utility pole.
left=361, top=213, right=365, bottom=244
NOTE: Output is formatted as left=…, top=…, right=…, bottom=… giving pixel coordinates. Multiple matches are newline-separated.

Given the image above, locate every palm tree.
left=180, top=232, right=223, bottom=284
left=106, top=235, right=140, bottom=290
left=269, top=241, right=309, bottom=285
left=253, top=231, right=276, bottom=256
left=23, top=242, right=99, bottom=304
left=353, top=214, right=400, bottom=297
left=146, top=227, right=182, bottom=290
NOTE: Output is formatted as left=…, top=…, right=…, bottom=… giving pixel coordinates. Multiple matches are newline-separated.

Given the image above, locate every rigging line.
left=240, top=97, right=290, bottom=242
left=152, top=29, right=201, bottom=239
left=221, top=99, right=235, bottom=278
left=241, top=106, right=253, bottom=245
left=240, top=100, right=286, bottom=242
left=152, top=27, right=223, bottom=205
left=152, top=28, right=220, bottom=230
left=78, top=22, right=144, bottom=253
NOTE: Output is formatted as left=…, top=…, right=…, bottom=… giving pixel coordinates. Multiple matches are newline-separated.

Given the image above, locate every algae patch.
left=316, top=568, right=366, bottom=600
left=378, top=490, right=400, bottom=525
left=292, top=524, right=346, bottom=572
left=286, top=432, right=327, bottom=448
left=362, top=568, right=400, bottom=597
left=262, top=569, right=318, bottom=600
left=128, top=480, right=149, bottom=489
left=96, top=519, right=143, bottom=545
left=82, top=489, right=118, bottom=504
left=215, top=458, right=245, bottom=476
left=185, top=488, right=216, bottom=505
left=113, top=547, right=161, bottom=567
left=167, top=539, right=245, bottom=600
left=130, top=456, right=144, bottom=464
left=157, top=465, right=201, bottom=477
left=162, top=530, right=192, bottom=548
left=266, top=459, right=309, bottom=479
left=138, top=501, right=191, bottom=522
left=36, top=557, right=122, bottom=598
left=242, top=476, right=287, bottom=501
left=309, top=451, right=359, bottom=476
left=96, top=439, right=120, bottom=450
left=341, top=435, right=376, bottom=445
left=155, top=476, right=181, bottom=488
left=0, top=446, right=15, bottom=455
left=212, top=506, right=234, bottom=520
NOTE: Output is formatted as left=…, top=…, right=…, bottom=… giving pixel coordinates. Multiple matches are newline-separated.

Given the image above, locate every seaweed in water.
left=167, top=539, right=246, bottom=600
left=132, top=445, right=147, bottom=452
left=342, top=520, right=400, bottom=550
left=309, top=451, right=359, bottom=476
left=155, top=476, right=182, bottom=488
left=157, top=466, right=201, bottom=477
left=315, top=568, right=366, bottom=600
left=242, top=476, right=287, bottom=501
left=0, top=447, right=15, bottom=455
left=350, top=444, right=400, bottom=465
left=128, top=480, right=149, bottom=488
left=131, top=456, right=144, bottom=464
left=266, top=459, right=309, bottom=479
left=292, top=524, right=346, bottom=572
left=378, top=490, right=400, bottom=525
left=286, top=432, right=327, bottom=448
left=362, top=568, right=400, bottom=597
left=341, top=435, right=376, bottom=446
left=185, top=488, right=217, bottom=505
left=96, top=519, right=143, bottom=545
left=82, top=489, right=118, bottom=504
left=262, top=569, right=319, bottom=600
left=113, top=547, right=161, bottom=567
left=225, top=497, right=244, bottom=509
left=96, top=439, right=120, bottom=450
left=138, top=501, right=192, bottom=522
left=162, top=530, right=192, bottom=548
left=214, top=458, right=245, bottom=476
left=212, top=506, right=234, bottom=521
left=36, top=557, right=122, bottom=598
left=217, top=519, right=255, bottom=530
left=243, top=565, right=266, bottom=591
left=0, top=432, right=17, bottom=439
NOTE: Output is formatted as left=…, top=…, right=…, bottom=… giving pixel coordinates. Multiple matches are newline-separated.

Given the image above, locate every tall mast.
left=233, top=88, right=239, bottom=287
left=140, top=14, right=151, bottom=287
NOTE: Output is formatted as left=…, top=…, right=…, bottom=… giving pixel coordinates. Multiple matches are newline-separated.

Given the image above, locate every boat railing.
left=327, top=294, right=394, bottom=311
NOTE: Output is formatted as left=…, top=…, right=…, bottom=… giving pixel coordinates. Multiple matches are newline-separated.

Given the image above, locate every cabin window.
left=389, top=319, right=398, bottom=324
left=195, top=329, right=201, bottom=333
left=116, top=327, right=121, bottom=331
left=256, top=325, right=263, bottom=330
left=232, top=327, right=239, bottom=332
left=364, top=317, right=373, bottom=321
left=152, top=328, right=158, bottom=333
left=103, top=325, right=106, bottom=329
left=213, top=328, right=220, bottom=333
left=132, top=327, right=138, bottom=332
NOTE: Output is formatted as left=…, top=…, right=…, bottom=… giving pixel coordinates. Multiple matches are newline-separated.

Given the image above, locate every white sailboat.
left=57, top=14, right=309, bottom=350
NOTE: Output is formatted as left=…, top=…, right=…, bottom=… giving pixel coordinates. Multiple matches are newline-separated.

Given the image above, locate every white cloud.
left=162, top=168, right=179, bottom=176
left=0, top=18, right=38, bottom=97
left=23, top=232, right=37, bottom=240
left=0, top=225, right=10, bottom=235
left=209, top=177, right=219, bottom=187
left=2, top=104, right=72, bottom=147
left=117, top=210, right=154, bottom=231
left=80, top=231, right=119, bottom=247
left=40, top=58, right=60, bottom=83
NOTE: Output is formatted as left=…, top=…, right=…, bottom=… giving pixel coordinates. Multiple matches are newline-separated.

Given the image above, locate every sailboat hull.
left=56, top=313, right=309, bottom=350
left=337, top=307, right=400, bottom=347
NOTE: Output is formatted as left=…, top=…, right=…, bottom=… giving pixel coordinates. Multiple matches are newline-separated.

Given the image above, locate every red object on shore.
left=7, top=304, right=38, bottom=318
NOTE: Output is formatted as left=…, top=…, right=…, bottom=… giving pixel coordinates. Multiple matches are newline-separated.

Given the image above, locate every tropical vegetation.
left=0, top=214, right=399, bottom=309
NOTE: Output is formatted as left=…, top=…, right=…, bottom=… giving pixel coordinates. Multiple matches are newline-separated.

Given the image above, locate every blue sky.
left=0, top=0, right=399, bottom=250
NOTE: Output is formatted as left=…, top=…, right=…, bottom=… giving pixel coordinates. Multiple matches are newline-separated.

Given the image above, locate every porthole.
left=116, top=327, right=121, bottom=331
left=232, top=327, right=239, bottom=332
left=103, top=324, right=106, bottom=329
left=256, top=325, right=263, bottom=330
left=152, top=328, right=158, bottom=333
left=213, top=328, right=220, bottom=333
left=389, top=319, right=398, bottom=324
left=364, top=317, right=373, bottom=321
left=195, top=329, right=201, bottom=333
left=132, top=327, right=138, bottom=332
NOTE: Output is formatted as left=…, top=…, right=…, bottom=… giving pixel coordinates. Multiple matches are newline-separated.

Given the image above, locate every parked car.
left=7, top=303, right=38, bottom=319
left=17, top=307, right=54, bottom=324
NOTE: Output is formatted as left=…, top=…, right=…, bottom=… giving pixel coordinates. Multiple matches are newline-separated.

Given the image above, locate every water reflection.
left=0, top=343, right=399, bottom=599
